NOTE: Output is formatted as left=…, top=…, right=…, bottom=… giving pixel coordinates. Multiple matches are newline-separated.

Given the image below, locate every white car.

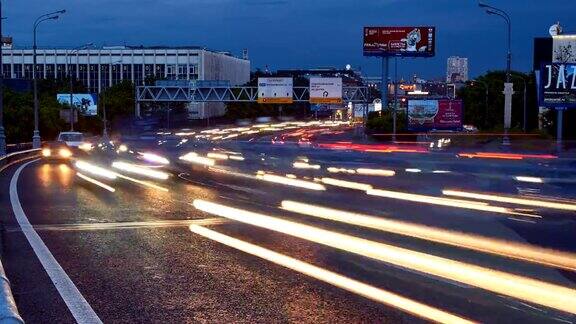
left=57, top=131, right=85, bottom=148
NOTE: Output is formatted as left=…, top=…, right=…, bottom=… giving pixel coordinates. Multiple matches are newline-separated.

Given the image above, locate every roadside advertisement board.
left=257, top=77, right=293, bottom=104
left=408, top=99, right=462, bottom=131
left=57, top=93, right=98, bottom=116
left=363, top=27, right=436, bottom=57
left=309, top=77, right=342, bottom=104
left=539, top=63, right=576, bottom=108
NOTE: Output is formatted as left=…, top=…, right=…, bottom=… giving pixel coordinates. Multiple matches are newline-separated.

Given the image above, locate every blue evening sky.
left=3, top=0, right=575, bottom=79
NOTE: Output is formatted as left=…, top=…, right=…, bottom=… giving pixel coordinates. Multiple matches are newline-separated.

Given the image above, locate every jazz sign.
left=539, top=63, right=576, bottom=108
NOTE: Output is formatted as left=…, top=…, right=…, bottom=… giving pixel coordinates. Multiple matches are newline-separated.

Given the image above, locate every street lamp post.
left=511, top=74, right=527, bottom=132
left=32, top=9, right=65, bottom=148
left=479, top=2, right=512, bottom=145
left=68, top=43, right=93, bottom=132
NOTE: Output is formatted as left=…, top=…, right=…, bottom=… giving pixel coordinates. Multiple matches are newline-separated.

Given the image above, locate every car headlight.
left=59, top=148, right=73, bottom=158
left=42, top=148, right=51, bottom=157
left=78, top=143, right=94, bottom=152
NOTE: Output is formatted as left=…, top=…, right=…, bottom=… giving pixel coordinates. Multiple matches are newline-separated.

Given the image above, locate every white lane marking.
left=10, top=160, right=103, bottom=324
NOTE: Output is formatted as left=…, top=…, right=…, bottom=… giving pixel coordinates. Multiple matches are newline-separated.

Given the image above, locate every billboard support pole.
left=381, top=56, right=389, bottom=111
left=557, top=108, right=563, bottom=151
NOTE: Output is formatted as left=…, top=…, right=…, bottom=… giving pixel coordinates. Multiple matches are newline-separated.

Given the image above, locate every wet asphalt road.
left=2, top=127, right=576, bottom=323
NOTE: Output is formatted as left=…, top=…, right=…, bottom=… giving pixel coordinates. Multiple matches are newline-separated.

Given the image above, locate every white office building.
left=1, top=45, right=251, bottom=118
left=446, top=56, right=468, bottom=83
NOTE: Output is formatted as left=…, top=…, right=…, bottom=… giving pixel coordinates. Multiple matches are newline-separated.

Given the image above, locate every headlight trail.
left=58, top=148, right=73, bottom=158
left=76, top=172, right=116, bottom=192
left=42, top=148, right=51, bottom=157
left=366, top=189, right=535, bottom=216
left=327, top=167, right=357, bottom=174
left=293, top=162, right=321, bottom=170
left=257, top=174, right=326, bottom=191
left=190, top=225, right=474, bottom=324
left=75, top=161, right=117, bottom=180
left=207, top=152, right=229, bottom=160
left=179, top=152, right=216, bottom=166
left=115, top=174, right=169, bottom=192
left=191, top=199, right=576, bottom=314
left=321, top=178, right=373, bottom=191
left=140, top=152, right=170, bottom=165
left=442, top=190, right=576, bottom=212
left=112, top=161, right=170, bottom=180
left=356, top=168, right=396, bottom=176
left=280, top=201, right=576, bottom=271
left=514, top=176, right=543, bottom=183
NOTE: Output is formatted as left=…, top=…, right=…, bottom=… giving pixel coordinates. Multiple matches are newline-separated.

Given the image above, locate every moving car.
left=41, top=131, right=91, bottom=161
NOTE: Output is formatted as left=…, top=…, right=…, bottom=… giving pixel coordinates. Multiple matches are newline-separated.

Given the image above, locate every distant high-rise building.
left=446, top=56, right=468, bottom=83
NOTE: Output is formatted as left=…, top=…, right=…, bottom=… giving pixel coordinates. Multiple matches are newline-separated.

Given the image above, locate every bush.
left=366, top=110, right=407, bottom=133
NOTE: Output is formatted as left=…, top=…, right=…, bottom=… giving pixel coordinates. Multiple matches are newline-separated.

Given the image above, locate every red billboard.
left=407, top=99, right=463, bottom=131
left=363, top=27, right=436, bottom=57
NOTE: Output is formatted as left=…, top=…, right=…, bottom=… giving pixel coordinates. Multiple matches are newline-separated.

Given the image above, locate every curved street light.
left=32, top=9, right=65, bottom=148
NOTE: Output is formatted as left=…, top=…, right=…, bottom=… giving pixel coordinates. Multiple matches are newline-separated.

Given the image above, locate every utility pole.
left=0, top=0, right=6, bottom=156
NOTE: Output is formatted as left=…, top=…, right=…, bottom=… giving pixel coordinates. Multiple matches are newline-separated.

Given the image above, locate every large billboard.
left=257, top=77, right=293, bottom=104
left=539, top=63, right=576, bottom=108
left=408, top=99, right=463, bottom=131
left=57, top=93, right=98, bottom=116
left=363, top=27, right=436, bottom=57
left=309, top=77, right=342, bottom=104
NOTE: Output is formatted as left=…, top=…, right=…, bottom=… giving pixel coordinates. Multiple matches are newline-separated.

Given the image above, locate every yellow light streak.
left=190, top=225, right=474, bottom=324
left=192, top=200, right=576, bottom=314
left=293, top=162, right=321, bottom=170
left=443, top=190, right=576, bottom=212
left=75, top=160, right=117, bottom=179
left=111, top=161, right=169, bottom=180
left=280, top=201, right=576, bottom=271
left=179, top=152, right=216, bottom=166
left=116, top=174, right=168, bottom=192
left=257, top=174, right=326, bottom=191
left=321, top=178, right=373, bottom=191
left=207, top=152, right=229, bottom=160
left=356, top=168, right=395, bottom=176
left=76, top=172, right=116, bottom=192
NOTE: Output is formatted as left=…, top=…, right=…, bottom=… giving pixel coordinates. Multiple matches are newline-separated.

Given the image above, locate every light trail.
left=116, top=174, right=169, bottom=192
left=257, top=174, right=326, bottom=191
left=443, top=190, right=576, bottom=212
left=405, top=168, right=422, bottom=173
left=192, top=200, right=576, bottom=314
left=514, top=176, right=544, bottom=184
left=327, top=167, right=356, bottom=174
left=207, top=152, right=229, bottom=160
left=229, top=155, right=245, bottom=161
left=366, top=189, right=536, bottom=216
left=293, top=162, right=321, bottom=170
left=190, top=225, right=474, bottom=324
left=76, top=172, right=116, bottom=192
left=280, top=201, right=576, bottom=271
left=112, top=161, right=170, bottom=180
left=75, top=161, right=117, bottom=179
left=321, top=178, right=373, bottom=191
left=458, top=152, right=557, bottom=160
left=356, top=168, right=395, bottom=176
left=140, top=152, right=170, bottom=165
left=179, top=152, right=216, bottom=166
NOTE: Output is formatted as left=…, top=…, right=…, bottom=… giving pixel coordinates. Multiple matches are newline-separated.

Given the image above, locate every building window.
left=56, top=64, right=67, bottom=79
left=79, top=64, right=88, bottom=88
left=89, top=64, right=98, bottom=93
left=177, top=64, right=187, bottom=80
left=122, top=64, right=131, bottom=82
left=14, top=65, right=22, bottom=79
left=166, top=64, right=176, bottom=79
left=2, top=64, right=10, bottom=79
left=100, top=64, right=110, bottom=89
left=144, top=64, right=154, bottom=81
left=24, top=64, right=33, bottom=79
left=112, top=64, right=121, bottom=85
left=155, top=65, right=165, bottom=79
left=45, top=64, right=55, bottom=79
left=134, top=64, right=143, bottom=85
left=188, top=64, right=198, bottom=80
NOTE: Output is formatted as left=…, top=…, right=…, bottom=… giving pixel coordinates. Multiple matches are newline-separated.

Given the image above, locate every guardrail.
left=0, top=149, right=39, bottom=324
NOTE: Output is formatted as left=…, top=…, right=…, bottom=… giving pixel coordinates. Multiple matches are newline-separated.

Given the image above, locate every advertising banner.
left=363, top=27, right=435, bottom=57
left=408, top=99, right=463, bottom=131
left=309, top=77, right=342, bottom=104
left=257, top=77, right=293, bottom=104
left=57, top=93, right=98, bottom=116
left=539, top=63, right=576, bottom=108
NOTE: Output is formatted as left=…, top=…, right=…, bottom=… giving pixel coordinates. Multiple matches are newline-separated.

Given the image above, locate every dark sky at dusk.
left=4, top=0, right=575, bottom=79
